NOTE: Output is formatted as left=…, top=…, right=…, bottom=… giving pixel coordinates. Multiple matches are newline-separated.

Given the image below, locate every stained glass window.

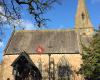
left=57, top=56, right=71, bottom=80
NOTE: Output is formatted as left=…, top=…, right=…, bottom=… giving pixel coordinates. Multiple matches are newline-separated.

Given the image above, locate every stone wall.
left=1, top=54, right=83, bottom=80
left=1, top=55, right=18, bottom=80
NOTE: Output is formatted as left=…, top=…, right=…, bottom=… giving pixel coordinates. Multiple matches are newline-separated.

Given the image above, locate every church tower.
left=75, top=0, right=94, bottom=36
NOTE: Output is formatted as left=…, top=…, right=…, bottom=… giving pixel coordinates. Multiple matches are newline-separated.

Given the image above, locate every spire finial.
left=75, top=0, right=94, bottom=36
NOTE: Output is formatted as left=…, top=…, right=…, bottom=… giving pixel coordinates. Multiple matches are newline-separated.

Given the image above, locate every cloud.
left=0, top=6, right=7, bottom=22
left=0, top=6, right=4, bottom=14
left=0, top=5, right=39, bottom=30
left=0, top=5, right=35, bottom=30
left=10, top=19, right=37, bottom=30
left=0, top=41, right=4, bottom=48
left=21, top=20, right=36, bottom=30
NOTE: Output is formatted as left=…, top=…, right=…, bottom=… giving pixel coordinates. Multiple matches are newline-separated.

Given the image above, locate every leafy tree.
left=79, top=30, right=100, bottom=80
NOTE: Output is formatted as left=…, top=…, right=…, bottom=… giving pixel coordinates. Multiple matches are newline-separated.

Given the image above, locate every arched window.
left=57, top=56, right=71, bottom=80
left=81, top=12, right=85, bottom=20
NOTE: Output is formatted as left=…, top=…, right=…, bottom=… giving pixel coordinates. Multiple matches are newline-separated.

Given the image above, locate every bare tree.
left=0, top=0, right=60, bottom=41
left=0, top=0, right=60, bottom=27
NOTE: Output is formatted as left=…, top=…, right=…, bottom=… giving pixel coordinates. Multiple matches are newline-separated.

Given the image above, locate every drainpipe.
left=48, top=54, right=51, bottom=80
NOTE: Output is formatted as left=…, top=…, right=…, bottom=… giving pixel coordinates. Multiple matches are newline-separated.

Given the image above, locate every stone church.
left=0, top=0, right=94, bottom=80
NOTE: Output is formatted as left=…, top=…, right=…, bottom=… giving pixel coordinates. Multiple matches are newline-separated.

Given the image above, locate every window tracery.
left=57, top=56, right=71, bottom=80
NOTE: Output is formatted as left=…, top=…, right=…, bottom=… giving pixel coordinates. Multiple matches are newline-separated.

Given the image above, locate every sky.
left=0, top=0, right=100, bottom=62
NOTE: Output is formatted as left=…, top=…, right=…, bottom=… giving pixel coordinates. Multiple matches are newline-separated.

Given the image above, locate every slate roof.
left=4, top=30, right=91, bottom=54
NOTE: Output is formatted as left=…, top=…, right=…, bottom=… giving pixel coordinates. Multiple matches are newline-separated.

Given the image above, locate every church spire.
left=75, top=0, right=94, bottom=36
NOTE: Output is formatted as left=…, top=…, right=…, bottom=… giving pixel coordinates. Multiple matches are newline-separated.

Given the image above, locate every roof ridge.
left=15, top=29, right=75, bottom=32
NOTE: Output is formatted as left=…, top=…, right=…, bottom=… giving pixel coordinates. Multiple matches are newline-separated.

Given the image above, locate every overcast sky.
left=0, top=0, right=100, bottom=62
